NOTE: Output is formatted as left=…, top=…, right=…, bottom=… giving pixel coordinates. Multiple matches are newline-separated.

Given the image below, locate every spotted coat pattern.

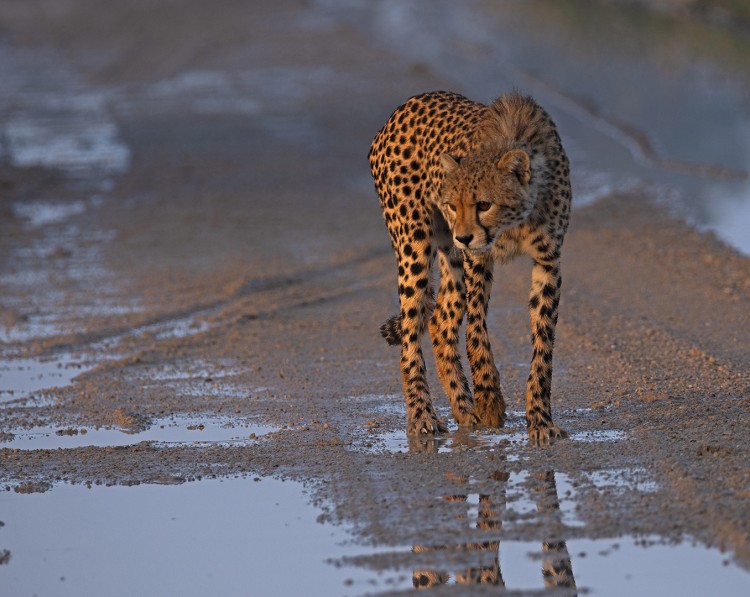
left=369, top=91, right=571, bottom=446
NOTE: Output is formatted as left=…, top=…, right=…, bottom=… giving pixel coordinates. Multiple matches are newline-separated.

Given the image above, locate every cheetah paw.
left=475, top=394, right=506, bottom=429
left=454, top=408, right=481, bottom=428
left=528, top=424, right=567, bottom=448
left=407, top=412, right=449, bottom=435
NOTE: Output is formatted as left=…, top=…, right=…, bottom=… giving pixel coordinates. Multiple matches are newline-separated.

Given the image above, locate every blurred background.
left=1, top=0, right=749, bottom=263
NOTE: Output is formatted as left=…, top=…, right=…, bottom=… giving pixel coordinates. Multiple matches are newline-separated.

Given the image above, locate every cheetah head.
left=438, top=148, right=533, bottom=252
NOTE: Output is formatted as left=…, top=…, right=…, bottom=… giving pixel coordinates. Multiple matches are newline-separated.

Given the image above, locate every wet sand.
left=1, top=0, right=749, bottom=593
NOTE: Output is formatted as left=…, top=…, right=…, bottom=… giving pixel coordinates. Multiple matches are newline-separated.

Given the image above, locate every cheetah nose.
left=454, top=234, right=473, bottom=247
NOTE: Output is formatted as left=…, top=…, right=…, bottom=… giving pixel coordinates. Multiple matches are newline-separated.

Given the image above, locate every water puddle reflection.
left=570, top=429, right=628, bottom=443
left=584, top=467, right=659, bottom=494
left=1, top=415, right=277, bottom=450
left=345, top=469, right=747, bottom=594
left=0, top=355, right=91, bottom=403
left=0, top=477, right=393, bottom=596
left=368, top=424, right=627, bottom=455
left=347, top=423, right=748, bottom=592
left=373, top=428, right=527, bottom=455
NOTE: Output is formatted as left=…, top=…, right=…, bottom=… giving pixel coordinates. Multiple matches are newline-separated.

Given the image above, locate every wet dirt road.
left=1, top=1, right=749, bottom=595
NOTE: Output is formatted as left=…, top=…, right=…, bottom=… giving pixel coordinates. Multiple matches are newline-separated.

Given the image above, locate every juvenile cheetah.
left=368, top=91, right=571, bottom=447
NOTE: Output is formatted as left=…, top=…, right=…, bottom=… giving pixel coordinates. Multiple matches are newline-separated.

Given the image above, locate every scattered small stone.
left=490, top=470, right=510, bottom=482
left=55, top=428, right=79, bottom=436
left=14, top=481, right=51, bottom=494
left=697, top=444, right=732, bottom=457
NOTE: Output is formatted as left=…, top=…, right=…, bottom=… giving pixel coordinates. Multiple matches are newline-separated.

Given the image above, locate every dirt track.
left=1, top=0, right=749, bottom=593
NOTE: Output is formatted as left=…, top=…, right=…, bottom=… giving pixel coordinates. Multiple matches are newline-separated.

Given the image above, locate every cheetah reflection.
left=412, top=471, right=576, bottom=593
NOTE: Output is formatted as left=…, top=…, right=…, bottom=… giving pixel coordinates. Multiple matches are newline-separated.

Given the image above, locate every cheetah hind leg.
left=382, top=316, right=448, bottom=434
left=474, top=390, right=506, bottom=429
left=528, top=423, right=567, bottom=448
left=407, top=406, right=449, bottom=435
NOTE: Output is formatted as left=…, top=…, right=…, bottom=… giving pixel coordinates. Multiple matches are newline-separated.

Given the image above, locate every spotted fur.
left=369, top=91, right=571, bottom=446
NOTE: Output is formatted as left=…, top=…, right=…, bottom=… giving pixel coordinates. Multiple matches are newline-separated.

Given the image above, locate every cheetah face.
left=439, top=149, right=533, bottom=252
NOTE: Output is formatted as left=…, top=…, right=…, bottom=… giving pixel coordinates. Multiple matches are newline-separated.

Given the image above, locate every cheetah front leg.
left=395, top=228, right=448, bottom=435
left=463, top=251, right=506, bottom=428
left=429, top=247, right=480, bottom=428
left=526, top=258, right=566, bottom=446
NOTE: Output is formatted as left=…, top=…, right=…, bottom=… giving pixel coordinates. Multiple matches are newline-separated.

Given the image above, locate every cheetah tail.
left=380, top=314, right=402, bottom=346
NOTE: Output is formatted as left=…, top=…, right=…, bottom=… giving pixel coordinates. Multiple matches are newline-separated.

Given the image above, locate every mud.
left=0, top=0, right=749, bottom=594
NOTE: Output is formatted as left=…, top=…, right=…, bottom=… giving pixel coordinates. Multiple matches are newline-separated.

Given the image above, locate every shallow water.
left=340, top=466, right=749, bottom=594
left=475, top=536, right=747, bottom=594
left=0, top=45, right=129, bottom=175
left=2, top=474, right=746, bottom=596
left=0, top=478, right=395, bottom=597
left=347, top=470, right=750, bottom=595
left=0, top=415, right=278, bottom=450
left=0, top=355, right=90, bottom=403
left=370, top=424, right=628, bottom=454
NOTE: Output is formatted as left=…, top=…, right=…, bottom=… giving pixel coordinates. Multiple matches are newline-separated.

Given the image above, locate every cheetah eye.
left=476, top=201, right=492, bottom=212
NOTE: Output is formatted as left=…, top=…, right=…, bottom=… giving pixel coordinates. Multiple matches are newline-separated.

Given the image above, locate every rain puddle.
left=0, top=43, right=130, bottom=344
left=366, top=421, right=627, bottom=454
left=0, top=355, right=92, bottom=403
left=342, top=469, right=747, bottom=594
left=570, top=429, right=628, bottom=442
left=0, top=415, right=278, bottom=450
left=0, top=477, right=397, bottom=597
left=584, top=467, right=659, bottom=494
left=397, top=536, right=748, bottom=594
left=0, top=45, right=129, bottom=175
left=88, top=314, right=213, bottom=355
left=372, top=428, right=526, bottom=454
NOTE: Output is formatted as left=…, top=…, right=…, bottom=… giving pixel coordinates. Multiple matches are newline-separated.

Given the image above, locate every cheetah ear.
left=439, top=154, right=461, bottom=174
left=498, top=149, right=530, bottom=186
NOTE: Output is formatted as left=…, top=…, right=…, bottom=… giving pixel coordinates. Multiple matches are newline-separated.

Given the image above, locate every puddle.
left=1, top=416, right=277, bottom=450
left=5, top=117, right=129, bottom=174
left=352, top=536, right=748, bottom=593
left=86, top=314, right=214, bottom=356
left=343, top=469, right=747, bottom=593
left=0, top=317, right=62, bottom=344
left=0, top=477, right=397, bottom=597
left=0, top=44, right=129, bottom=344
left=553, top=473, right=587, bottom=529
left=371, top=428, right=528, bottom=454
left=570, top=430, right=628, bottom=443
left=364, top=415, right=625, bottom=454
left=482, top=536, right=747, bottom=594
left=584, top=467, right=659, bottom=494
left=11, top=199, right=88, bottom=228
left=0, top=44, right=129, bottom=175
left=117, top=67, right=331, bottom=149
left=0, top=356, right=91, bottom=403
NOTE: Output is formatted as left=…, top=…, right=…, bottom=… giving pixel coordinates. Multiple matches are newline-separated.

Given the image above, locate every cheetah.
left=412, top=471, right=576, bottom=588
left=368, top=91, right=571, bottom=447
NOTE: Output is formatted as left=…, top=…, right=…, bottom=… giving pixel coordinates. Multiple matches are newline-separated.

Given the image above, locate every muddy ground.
left=1, top=0, right=749, bottom=594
